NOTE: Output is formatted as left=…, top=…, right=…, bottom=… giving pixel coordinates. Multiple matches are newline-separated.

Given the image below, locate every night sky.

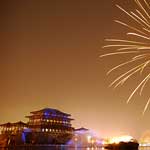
left=0, top=0, right=149, bottom=139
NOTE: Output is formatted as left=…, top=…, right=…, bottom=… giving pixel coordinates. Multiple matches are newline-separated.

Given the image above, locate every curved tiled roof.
left=30, top=108, right=71, bottom=116
left=0, top=121, right=27, bottom=127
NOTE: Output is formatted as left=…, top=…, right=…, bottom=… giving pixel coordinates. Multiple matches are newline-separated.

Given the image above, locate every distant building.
left=67, top=127, right=102, bottom=148
left=139, top=131, right=150, bottom=144
left=0, top=121, right=27, bottom=146
left=0, top=121, right=27, bottom=135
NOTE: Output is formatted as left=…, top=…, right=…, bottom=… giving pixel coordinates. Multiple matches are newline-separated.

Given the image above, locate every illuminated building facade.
left=67, top=127, right=102, bottom=148
left=26, top=108, right=74, bottom=133
left=24, top=108, right=74, bottom=144
left=0, top=108, right=74, bottom=145
left=0, top=121, right=27, bottom=135
left=139, top=131, right=150, bottom=145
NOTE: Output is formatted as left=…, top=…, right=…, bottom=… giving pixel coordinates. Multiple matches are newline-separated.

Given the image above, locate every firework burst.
left=101, top=0, right=150, bottom=114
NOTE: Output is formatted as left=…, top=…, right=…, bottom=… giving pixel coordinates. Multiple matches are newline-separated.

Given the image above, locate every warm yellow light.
left=109, top=135, right=133, bottom=144
left=87, top=135, right=92, bottom=143
left=91, top=139, right=95, bottom=144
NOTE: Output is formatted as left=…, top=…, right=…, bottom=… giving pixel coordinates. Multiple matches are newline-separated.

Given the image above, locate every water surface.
left=0, top=146, right=149, bottom=150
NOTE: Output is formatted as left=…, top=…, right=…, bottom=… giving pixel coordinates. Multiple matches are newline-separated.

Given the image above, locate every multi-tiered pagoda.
left=24, top=108, right=74, bottom=144
left=0, top=108, right=75, bottom=145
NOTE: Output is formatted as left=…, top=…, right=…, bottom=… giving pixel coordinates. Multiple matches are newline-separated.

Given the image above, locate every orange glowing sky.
left=0, top=0, right=150, bottom=139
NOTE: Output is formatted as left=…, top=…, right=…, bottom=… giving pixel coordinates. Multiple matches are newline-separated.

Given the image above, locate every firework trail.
left=100, top=0, right=150, bottom=114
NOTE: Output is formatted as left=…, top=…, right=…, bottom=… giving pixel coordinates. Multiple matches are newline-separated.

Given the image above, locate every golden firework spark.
left=101, top=0, right=150, bottom=114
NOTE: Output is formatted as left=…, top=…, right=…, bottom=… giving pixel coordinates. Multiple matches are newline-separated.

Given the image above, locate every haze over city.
left=0, top=0, right=150, bottom=139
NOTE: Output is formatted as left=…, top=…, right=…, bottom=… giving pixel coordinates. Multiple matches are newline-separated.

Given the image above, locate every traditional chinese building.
left=0, top=108, right=75, bottom=145
left=24, top=108, right=74, bottom=144
left=26, top=108, right=74, bottom=133
left=67, top=127, right=103, bottom=148
left=0, top=121, right=27, bottom=135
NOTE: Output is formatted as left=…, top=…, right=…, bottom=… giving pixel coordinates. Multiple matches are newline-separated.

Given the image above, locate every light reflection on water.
left=78, top=148, right=149, bottom=150
left=72, top=148, right=147, bottom=150
left=83, top=148, right=150, bottom=150
left=0, top=147, right=149, bottom=150
left=139, top=147, right=150, bottom=150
